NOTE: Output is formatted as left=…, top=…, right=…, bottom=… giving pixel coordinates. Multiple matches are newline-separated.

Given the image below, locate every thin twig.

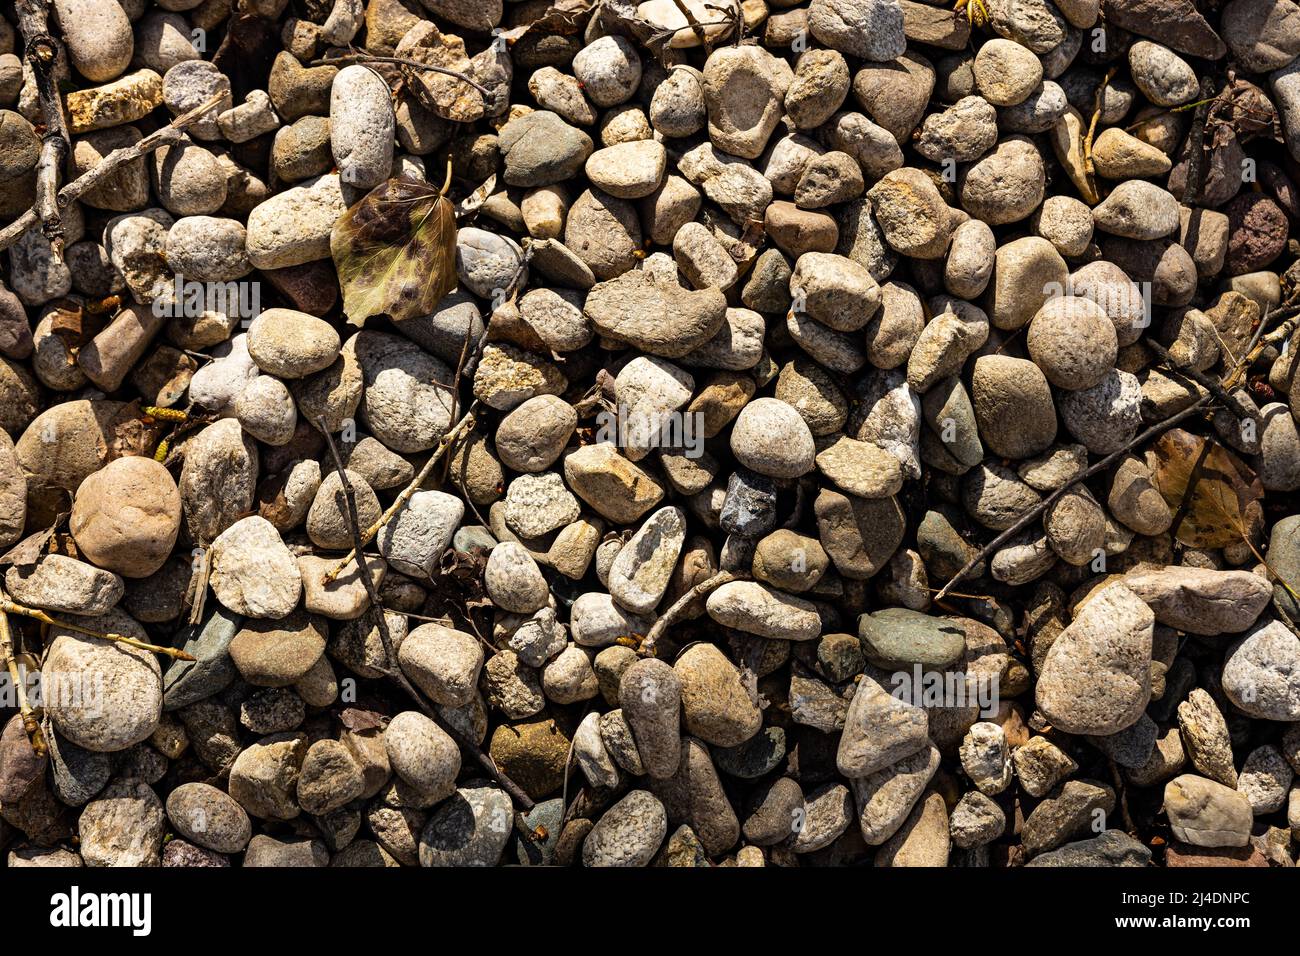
left=0, top=605, right=45, bottom=755
left=1222, top=304, right=1300, bottom=392
left=315, top=47, right=491, bottom=98
left=640, top=570, right=743, bottom=658
left=933, top=395, right=1217, bottom=602
left=317, top=420, right=534, bottom=812
left=0, top=91, right=228, bottom=254
left=669, top=0, right=710, bottom=46
left=1180, top=76, right=1217, bottom=206
left=322, top=406, right=479, bottom=582
left=0, top=597, right=194, bottom=660
left=1145, top=339, right=1259, bottom=425
left=1082, top=68, right=1116, bottom=188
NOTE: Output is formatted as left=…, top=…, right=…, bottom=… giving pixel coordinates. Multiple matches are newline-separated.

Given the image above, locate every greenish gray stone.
left=857, top=608, right=966, bottom=670
left=1025, top=830, right=1152, bottom=866
left=163, top=606, right=242, bottom=710
left=712, top=726, right=786, bottom=779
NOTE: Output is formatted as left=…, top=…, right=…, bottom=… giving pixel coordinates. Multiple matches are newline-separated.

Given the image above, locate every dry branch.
left=15, top=0, right=70, bottom=254
left=318, top=421, right=535, bottom=812
left=640, top=570, right=742, bottom=658
left=314, top=47, right=492, bottom=98
left=932, top=395, right=1217, bottom=602
left=0, top=91, right=228, bottom=254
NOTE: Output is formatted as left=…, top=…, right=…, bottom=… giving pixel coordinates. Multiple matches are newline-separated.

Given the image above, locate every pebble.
left=572, top=37, right=642, bottom=109
left=330, top=65, right=394, bottom=190
left=1123, top=567, right=1271, bottom=635
left=1022, top=779, right=1115, bottom=855
left=583, top=790, right=668, bottom=866
left=837, top=675, right=929, bottom=777
left=1026, top=830, right=1152, bottom=866
left=1093, top=180, right=1181, bottom=240
left=384, top=711, right=460, bottom=805
left=484, top=542, right=549, bottom=614
left=647, top=736, right=740, bottom=855
left=674, top=643, right=762, bottom=747
left=66, top=69, right=163, bottom=134
left=298, top=555, right=384, bottom=621
left=1237, top=745, right=1292, bottom=814
left=498, top=111, right=593, bottom=187
left=619, top=659, right=682, bottom=778
left=43, top=614, right=162, bottom=752
left=69, top=457, right=180, bottom=578
left=744, top=777, right=804, bottom=846
left=852, top=744, right=941, bottom=845
left=608, top=506, right=687, bottom=614
left=973, top=39, right=1043, bottom=106
left=808, top=0, right=906, bottom=61
left=706, top=581, right=822, bottom=641
left=229, top=610, right=326, bottom=688
left=1027, top=296, right=1117, bottom=391
left=79, top=778, right=166, bottom=866
left=1222, top=620, right=1300, bottom=720
left=415, top=783, right=512, bottom=866
left=585, top=140, right=666, bottom=200
left=1035, top=583, right=1154, bottom=735
left=1129, top=41, right=1199, bottom=107
left=950, top=791, right=1006, bottom=849
left=730, top=397, right=816, bottom=479
left=398, top=623, right=483, bottom=707
left=970, top=356, right=1057, bottom=459
left=165, top=782, right=251, bottom=854
left=868, top=167, right=953, bottom=260
left=5, top=554, right=124, bottom=617
left=1164, top=774, right=1253, bottom=848
left=53, top=0, right=134, bottom=83
left=247, top=308, right=340, bottom=379
left=1057, top=369, right=1143, bottom=455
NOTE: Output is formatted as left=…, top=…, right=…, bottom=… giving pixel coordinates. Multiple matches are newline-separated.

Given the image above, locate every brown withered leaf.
left=0, top=526, right=57, bottom=569
left=339, top=708, right=386, bottom=733
left=456, top=173, right=496, bottom=219
left=330, top=176, right=458, bottom=327
left=96, top=400, right=165, bottom=463
left=499, top=0, right=593, bottom=44
left=1149, top=428, right=1264, bottom=548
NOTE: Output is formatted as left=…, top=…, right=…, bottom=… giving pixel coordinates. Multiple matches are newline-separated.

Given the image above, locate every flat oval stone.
left=857, top=608, right=967, bottom=670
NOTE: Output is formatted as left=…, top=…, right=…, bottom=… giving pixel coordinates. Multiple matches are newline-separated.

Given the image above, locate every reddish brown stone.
left=263, top=260, right=339, bottom=316
left=1165, top=841, right=1267, bottom=867
left=1225, top=193, right=1288, bottom=276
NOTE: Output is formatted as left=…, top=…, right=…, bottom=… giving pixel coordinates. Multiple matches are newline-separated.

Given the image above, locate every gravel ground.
left=0, top=0, right=1299, bottom=868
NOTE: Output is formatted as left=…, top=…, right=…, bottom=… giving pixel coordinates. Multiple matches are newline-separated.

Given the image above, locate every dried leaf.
left=330, top=177, right=458, bottom=327
left=1149, top=428, right=1264, bottom=548
left=498, top=0, right=593, bottom=44
left=0, top=527, right=56, bottom=569
left=96, top=400, right=165, bottom=463
left=49, top=303, right=83, bottom=338
left=340, top=708, right=386, bottom=732
left=456, top=173, right=496, bottom=219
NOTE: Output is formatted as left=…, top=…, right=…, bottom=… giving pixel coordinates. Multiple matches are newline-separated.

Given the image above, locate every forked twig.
left=0, top=91, right=228, bottom=253
left=322, top=406, right=480, bottom=583
left=15, top=0, right=70, bottom=255
left=0, top=605, right=45, bottom=755
left=315, top=46, right=492, bottom=98
left=317, top=420, right=534, bottom=812
left=932, top=395, right=1216, bottom=602
left=0, top=597, right=194, bottom=660
left=640, top=570, right=743, bottom=658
